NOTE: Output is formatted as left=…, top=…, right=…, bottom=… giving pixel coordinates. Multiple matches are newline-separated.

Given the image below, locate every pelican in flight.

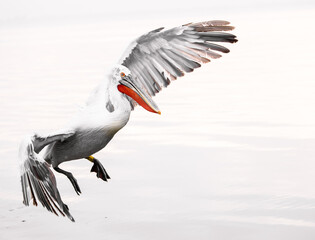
left=19, top=20, right=237, bottom=221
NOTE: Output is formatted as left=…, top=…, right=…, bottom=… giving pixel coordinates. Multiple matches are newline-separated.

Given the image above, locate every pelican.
left=19, top=20, right=237, bottom=221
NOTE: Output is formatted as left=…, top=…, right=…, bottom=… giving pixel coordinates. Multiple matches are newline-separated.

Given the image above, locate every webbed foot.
left=68, top=174, right=81, bottom=195
left=54, top=166, right=81, bottom=195
left=90, top=158, right=111, bottom=181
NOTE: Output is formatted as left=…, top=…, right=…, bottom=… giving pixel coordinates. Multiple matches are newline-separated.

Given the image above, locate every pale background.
left=0, top=0, right=315, bottom=239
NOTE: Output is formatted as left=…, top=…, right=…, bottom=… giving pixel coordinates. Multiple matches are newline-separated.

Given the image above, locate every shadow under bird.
left=19, top=20, right=238, bottom=221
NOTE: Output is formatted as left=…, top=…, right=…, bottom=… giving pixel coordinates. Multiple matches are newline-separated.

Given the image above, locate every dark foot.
left=54, top=166, right=81, bottom=195
left=67, top=174, right=81, bottom=195
left=90, top=158, right=111, bottom=181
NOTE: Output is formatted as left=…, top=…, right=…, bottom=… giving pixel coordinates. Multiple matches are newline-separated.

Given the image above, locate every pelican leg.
left=86, top=156, right=111, bottom=181
left=54, top=166, right=81, bottom=195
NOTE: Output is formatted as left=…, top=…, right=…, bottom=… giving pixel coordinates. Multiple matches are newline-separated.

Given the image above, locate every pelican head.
left=113, top=65, right=161, bottom=114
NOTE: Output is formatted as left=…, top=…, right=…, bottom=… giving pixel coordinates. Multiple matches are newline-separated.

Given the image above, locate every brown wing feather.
left=19, top=132, right=75, bottom=221
left=119, top=20, right=237, bottom=101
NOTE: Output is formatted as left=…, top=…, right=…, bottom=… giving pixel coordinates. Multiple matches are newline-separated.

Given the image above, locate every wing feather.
left=119, top=20, right=237, bottom=98
left=19, top=131, right=75, bottom=221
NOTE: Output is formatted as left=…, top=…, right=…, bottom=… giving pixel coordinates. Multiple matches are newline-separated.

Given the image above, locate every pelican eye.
left=120, top=72, right=126, bottom=78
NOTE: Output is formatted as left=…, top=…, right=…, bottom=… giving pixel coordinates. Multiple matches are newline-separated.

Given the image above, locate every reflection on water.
left=0, top=9, right=315, bottom=240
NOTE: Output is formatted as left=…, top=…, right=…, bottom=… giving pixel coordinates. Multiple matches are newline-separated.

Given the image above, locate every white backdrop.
left=0, top=1, right=315, bottom=239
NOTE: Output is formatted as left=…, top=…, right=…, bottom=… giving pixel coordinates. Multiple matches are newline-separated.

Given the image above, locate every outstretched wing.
left=19, top=130, right=75, bottom=221
left=119, top=20, right=237, bottom=98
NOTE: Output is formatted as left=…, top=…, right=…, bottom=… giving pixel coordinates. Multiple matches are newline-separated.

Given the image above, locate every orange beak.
left=118, top=76, right=161, bottom=114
